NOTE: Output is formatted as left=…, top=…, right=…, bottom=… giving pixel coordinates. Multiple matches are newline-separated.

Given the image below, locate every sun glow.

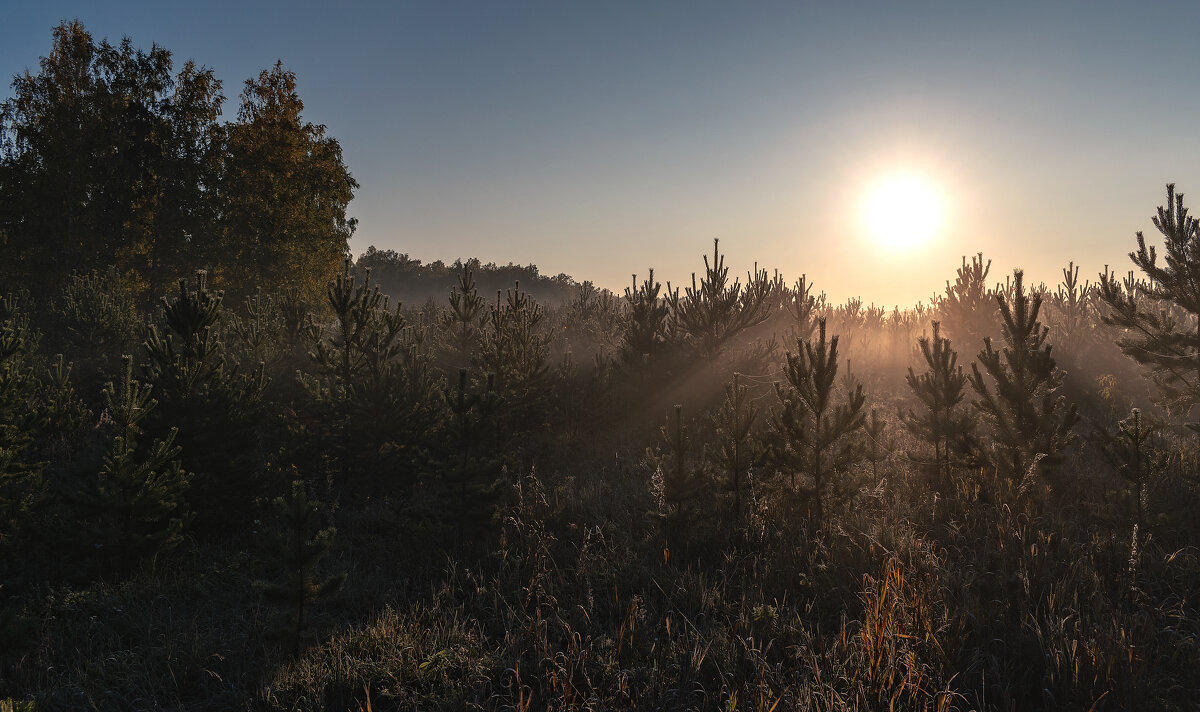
left=862, top=173, right=944, bottom=251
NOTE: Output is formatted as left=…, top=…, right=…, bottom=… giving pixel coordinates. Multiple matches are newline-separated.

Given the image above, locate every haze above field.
left=6, top=1, right=1200, bottom=305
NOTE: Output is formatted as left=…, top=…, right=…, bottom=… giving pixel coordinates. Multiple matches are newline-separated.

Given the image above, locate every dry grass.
left=5, top=427, right=1200, bottom=711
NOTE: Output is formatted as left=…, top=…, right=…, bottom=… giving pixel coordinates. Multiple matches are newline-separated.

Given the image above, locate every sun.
left=862, top=173, right=944, bottom=251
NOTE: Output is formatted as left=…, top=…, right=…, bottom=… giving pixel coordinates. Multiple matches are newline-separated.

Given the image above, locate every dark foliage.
left=969, top=270, right=1079, bottom=485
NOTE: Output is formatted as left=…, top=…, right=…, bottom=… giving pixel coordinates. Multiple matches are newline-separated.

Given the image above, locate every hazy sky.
left=6, top=1, right=1200, bottom=306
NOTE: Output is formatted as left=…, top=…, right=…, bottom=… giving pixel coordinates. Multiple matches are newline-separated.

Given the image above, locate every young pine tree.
left=305, top=261, right=407, bottom=483
left=902, top=321, right=976, bottom=486
left=1049, top=262, right=1092, bottom=371
left=969, top=270, right=1079, bottom=485
left=863, top=408, right=889, bottom=482
left=50, top=267, right=140, bottom=400
left=619, top=270, right=672, bottom=373
left=354, top=313, right=444, bottom=488
left=256, top=479, right=345, bottom=657
left=37, top=354, right=92, bottom=466
left=708, top=373, right=764, bottom=521
left=770, top=318, right=867, bottom=530
left=475, top=283, right=551, bottom=459
left=668, top=239, right=775, bottom=357
left=441, top=369, right=502, bottom=545
left=0, top=293, right=41, bottom=548
left=226, top=289, right=286, bottom=370
left=476, top=282, right=549, bottom=393
left=782, top=274, right=821, bottom=345
left=76, top=357, right=191, bottom=566
left=1099, top=184, right=1200, bottom=422
left=276, top=285, right=322, bottom=378
left=440, top=264, right=486, bottom=369
left=939, top=253, right=995, bottom=348
left=144, top=272, right=266, bottom=528
left=1096, top=408, right=1168, bottom=531
left=648, top=405, right=710, bottom=529
left=1, top=297, right=93, bottom=560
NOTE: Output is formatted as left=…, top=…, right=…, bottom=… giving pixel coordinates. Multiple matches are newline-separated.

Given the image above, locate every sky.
left=5, top=1, right=1200, bottom=307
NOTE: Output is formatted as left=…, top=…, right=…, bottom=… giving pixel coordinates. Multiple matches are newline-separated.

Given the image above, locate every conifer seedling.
left=709, top=373, right=764, bottom=521
left=1097, top=408, right=1168, bottom=530
left=256, top=479, right=345, bottom=657
left=79, top=356, right=191, bottom=564
left=969, top=270, right=1078, bottom=484
left=902, top=321, right=976, bottom=486
left=649, top=405, right=709, bottom=528
left=1100, top=184, right=1200, bottom=431
left=770, top=318, right=867, bottom=530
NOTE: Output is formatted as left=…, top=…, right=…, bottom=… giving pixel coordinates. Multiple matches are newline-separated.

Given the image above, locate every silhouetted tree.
left=648, top=404, right=709, bottom=529
left=0, top=21, right=224, bottom=303
left=477, top=282, right=549, bottom=393
left=668, top=239, right=775, bottom=357
left=1099, top=184, right=1200, bottom=422
left=1096, top=408, right=1168, bottom=531
left=255, top=479, right=345, bottom=657
left=73, top=357, right=191, bottom=566
left=902, top=321, right=976, bottom=486
left=770, top=318, right=866, bottom=530
left=939, top=253, right=995, bottom=349
left=619, top=270, right=672, bottom=372
left=708, top=373, right=763, bottom=520
left=221, top=62, right=357, bottom=304
left=304, top=261, right=406, bottom=483
left=969, top=270, right=1078, bottom=484
left=441, top=265, right=485, bottom=369
left=1048, top=262, right=1093, bottom=371
left=475, top=282, right=551, bottom=459
left=783, top=274, right=821, bottom=344
left=143, top=273, right=265, bottom=529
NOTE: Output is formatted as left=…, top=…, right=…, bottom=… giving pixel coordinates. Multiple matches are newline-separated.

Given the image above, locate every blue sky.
left=6, top=2, right=1200, bottom=305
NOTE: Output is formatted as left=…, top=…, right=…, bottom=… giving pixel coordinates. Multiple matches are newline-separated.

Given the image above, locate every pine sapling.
left=668, top=239, right=775, bottom=357
left=477, top=282, right=549, bottom=393
left=902, top=321, right=975, bottom=486
left=783, top=274, right=821, bottom=345
left=441, top=264, right=485, bottom=368
left=51, top=267, right=139, bottom=395
left=769, top=318, right=867, bottom=530
left=939, top=253, right=995, bottom=348
left=256, top=479, right=346, bottom=657
left=79, top=356, right=191, bottom=564
left=969, top=270, right=1079, bottom=484
left=619, top=270, right=671, bottom=372
left=145, top=271, right=266, bottom=527
left=1097, top=408, right=1168, bottom=531
left=863, top=408, right=889, bottom=482
left=649, top=405, right=709, bottom=527
left=306, top=260, right=407, bottom=482
left=709, top=373, right=764, bottom=521
left=1100, top=184, right=1200, bottom=432
left=1051, top=261, right=1092, bottom=369
left=445, top=368, right=500, bottom=545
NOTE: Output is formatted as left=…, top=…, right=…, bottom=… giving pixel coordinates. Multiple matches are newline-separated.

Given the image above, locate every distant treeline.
left=353, top=246, right=587, bottom=307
